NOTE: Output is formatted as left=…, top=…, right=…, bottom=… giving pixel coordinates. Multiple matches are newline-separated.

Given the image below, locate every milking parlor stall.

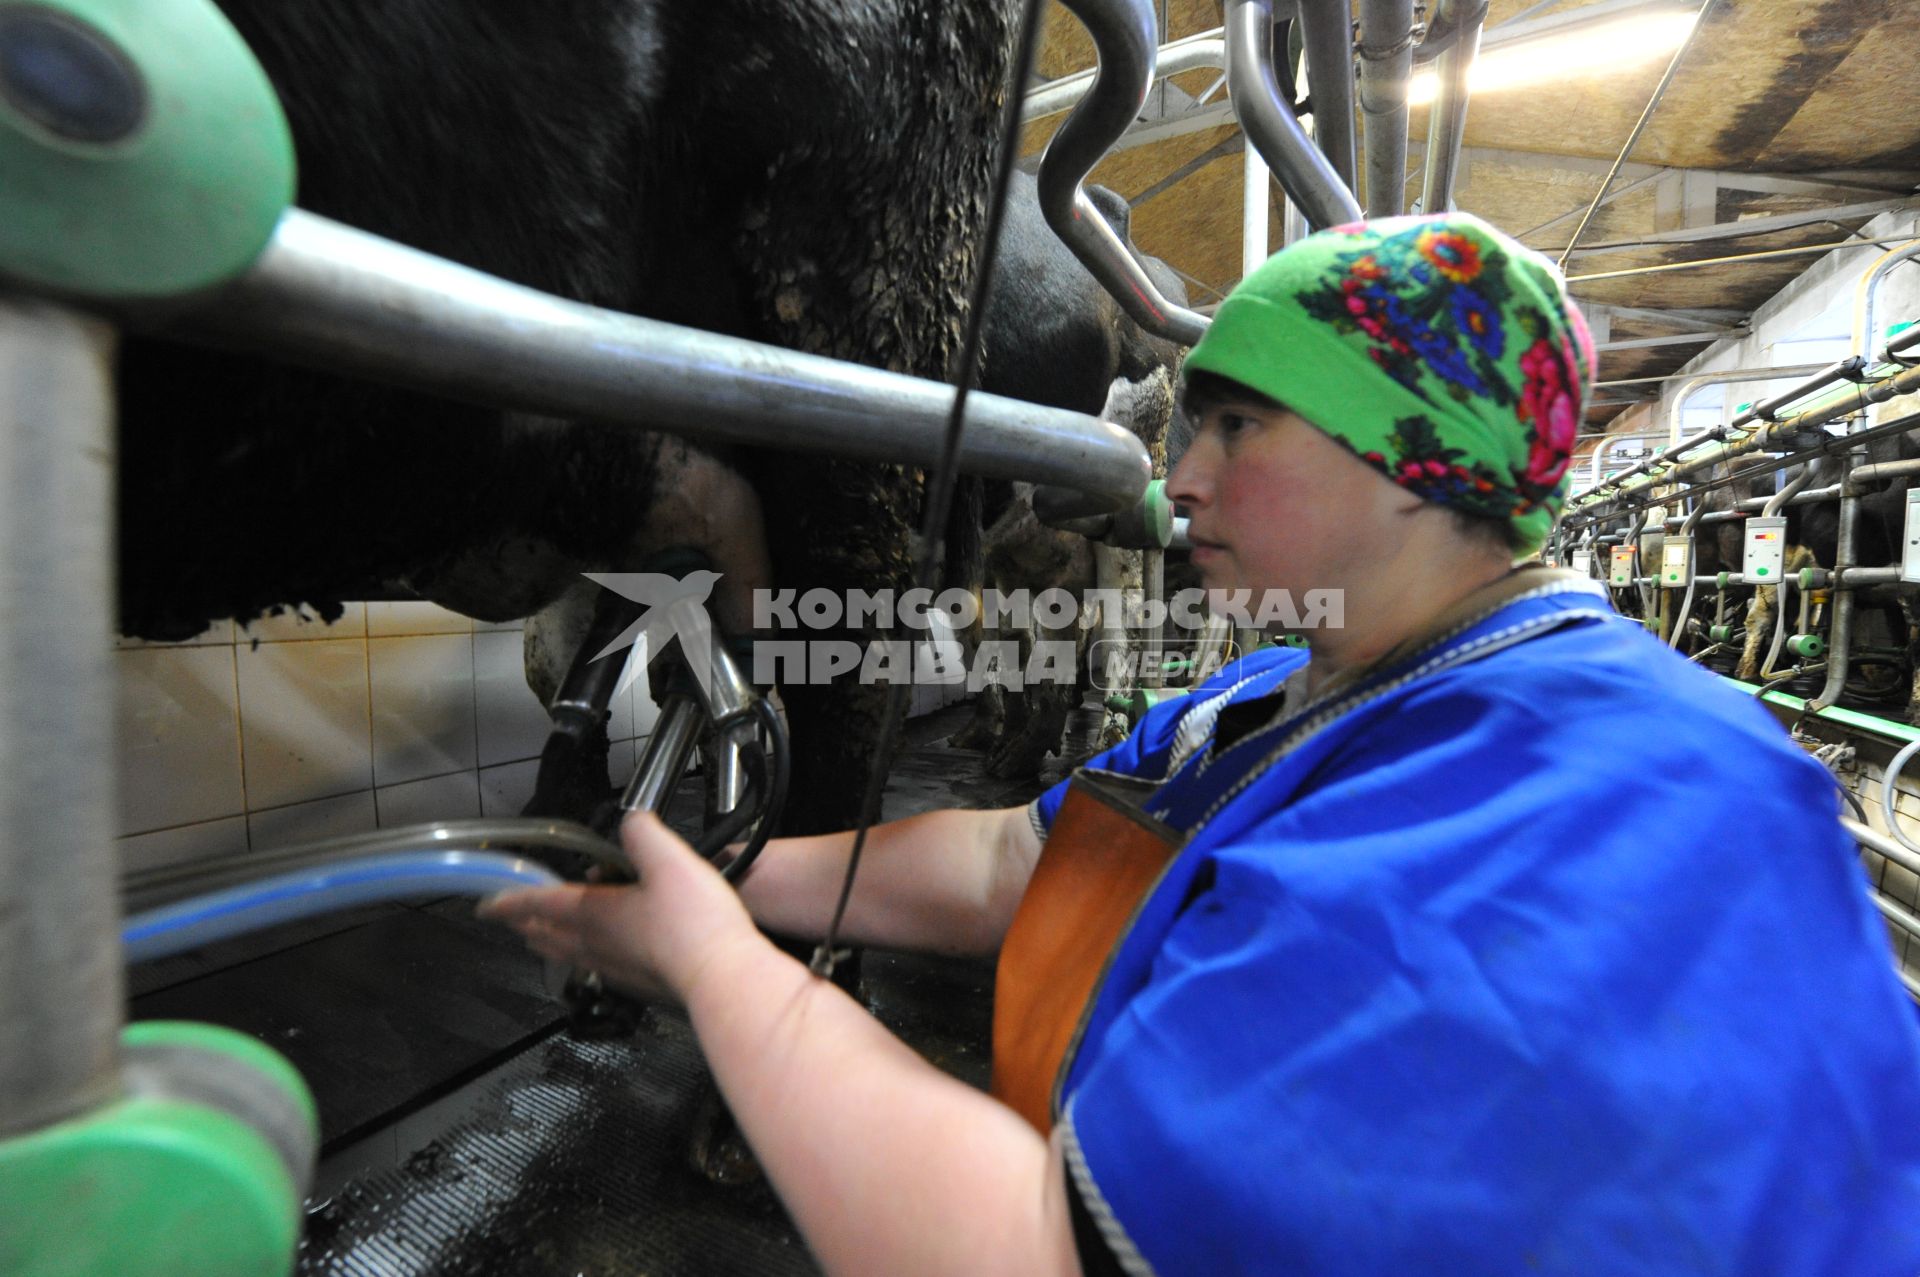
left=4, top=0, right=1919, bottom=1271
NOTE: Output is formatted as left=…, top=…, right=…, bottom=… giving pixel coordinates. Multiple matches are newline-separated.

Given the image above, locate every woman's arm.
left=482, top=812, right=1081, bottom=1277
left=736, top=804, right=1044, bottom=958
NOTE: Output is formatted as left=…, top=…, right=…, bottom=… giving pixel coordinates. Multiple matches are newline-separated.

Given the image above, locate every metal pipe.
left=1811, top=441, right=1864, bottom=710
left=1856, top=240, right=1920, bottom=370
left=1041, top=0, right=1213, bottom=346
left=1587, top=429, right=1672, bottom=485
left=1735, top=357, right=1869, bottom=427
left=621, top=694, right=705, bottom=814
left=1356, top=0, right=1415, bottom=216
left=1244, top=139, right=1272, bottom=276
left=1569, top=238, right=1919, bottom=284
left=1022, top=30, right=1229, bottom=121
left=1419, top=0, right=1485, bottom=215
left=1577, top=364, right=1848, bottom=500
left=157, top=212, right=1154, bottom=520
left=1296, top=0, right=1359, bottom=194
left=1664, top=365, right=1831, bottom=446
left=1554, top=0, right=1718, bottom=270
left=0, top=297, right=122, bottom=1137
left=1846, top=817, right=1920, bottom=883
left=1223, top=0, right=1364, bottom=231
left=1849, top=458, right=1920, bottom=490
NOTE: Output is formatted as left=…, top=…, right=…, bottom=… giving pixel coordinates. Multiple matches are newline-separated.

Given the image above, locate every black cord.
left=720, top=696, right=789, bottom=883
left=809, top=0, right=1046, bottom=979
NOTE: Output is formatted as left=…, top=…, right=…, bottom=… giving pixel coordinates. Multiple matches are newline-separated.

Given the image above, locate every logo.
left=582, top=571, right=723, bottom=699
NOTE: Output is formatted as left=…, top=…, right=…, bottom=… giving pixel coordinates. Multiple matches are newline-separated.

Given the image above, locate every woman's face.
left=1167, top=396, right=1423, bottom=604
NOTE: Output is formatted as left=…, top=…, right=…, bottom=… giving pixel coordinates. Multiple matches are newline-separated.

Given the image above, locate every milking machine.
left=1565, top=319, right=1920, bottom=1001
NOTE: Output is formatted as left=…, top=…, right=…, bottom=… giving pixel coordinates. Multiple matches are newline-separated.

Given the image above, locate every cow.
left=944, top=171, right=1192, bottom=777
left=115, top=0, right=1025, bottom=837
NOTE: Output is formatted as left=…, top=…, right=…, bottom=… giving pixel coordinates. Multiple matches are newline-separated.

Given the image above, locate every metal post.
left=1420, top=0, right=1484, bottom=215
left=1356, top=0, right=1416, bottom=217
left=1243, top=142, right=1271, bottom=277
left=1296, top=0, right=1359, bottom=194
left=0, top=297, right=123, bottom=1137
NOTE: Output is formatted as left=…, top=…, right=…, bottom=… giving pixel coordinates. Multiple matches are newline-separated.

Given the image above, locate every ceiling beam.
left=1595, top=331, right=1740, bottom=352
left=1540, top=197, right=1920, bottom=257
left=1578, top=303, right=1749, bottom=332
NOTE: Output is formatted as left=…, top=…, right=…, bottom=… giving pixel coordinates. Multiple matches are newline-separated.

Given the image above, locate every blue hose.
left=121, top=851, right=560, bottom=964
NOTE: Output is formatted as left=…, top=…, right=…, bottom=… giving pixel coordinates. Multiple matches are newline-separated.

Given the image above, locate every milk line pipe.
left=1041, top=0, right=1213, bottom=346
left=1731, top=317, right=1920, bottom=431
left=1856, top=239, right=1920, bottom=372
left=1661, top=364, right=1831, bottom=449
left=143, top=210, right=1153, bottom=522
left=1581, top=364, right=1830, bottom=495
left=1223, top=0, right=1364, bottom=231
left=1848, top=815, right=1920, bottom=884
left=1571, top=363, right=1920, bottom=509
left=1809, top=439, right=1866, bottom=710
left=1755, top=467, right=1818, bottom=681
left=121, top=852, right=562, bottom=965
left=1666, top=498, right=1706, bottom=650
left=1570, top=408, right=1920, bottom=528
left=1600, top=567, right=1902, bottom=590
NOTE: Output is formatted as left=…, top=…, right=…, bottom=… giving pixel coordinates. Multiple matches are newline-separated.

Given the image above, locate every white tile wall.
left=116, top=646, right=246, bottom=834
left=237, top=637, right=373, bottom=809
left=113, top=603, right=649, bottom=877
left=474, top=630, right=552, bottom=769
left=370, top=635, right=477, bottom=785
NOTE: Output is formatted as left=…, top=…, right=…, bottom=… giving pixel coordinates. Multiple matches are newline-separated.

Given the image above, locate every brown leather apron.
left=991, top=771, right=1181, bottom=1133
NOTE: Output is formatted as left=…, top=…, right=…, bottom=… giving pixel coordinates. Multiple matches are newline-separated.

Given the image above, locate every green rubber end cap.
left=1140, top=480, right=1173, bottom=548
left=0, top=1098, right=300, bottom=1277
left=0, top=0, right=294, bottom=299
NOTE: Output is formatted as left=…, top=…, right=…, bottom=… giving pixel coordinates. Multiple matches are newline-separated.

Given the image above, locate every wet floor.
left=282, top=697, right=1105, bottom=1276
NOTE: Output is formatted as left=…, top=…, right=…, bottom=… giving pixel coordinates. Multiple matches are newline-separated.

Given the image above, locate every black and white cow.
left=116, top=0, right=1025, bottom=835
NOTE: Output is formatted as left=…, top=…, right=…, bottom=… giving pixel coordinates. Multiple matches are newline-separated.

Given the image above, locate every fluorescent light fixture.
left=1406, top=8, right=1700, bottom=106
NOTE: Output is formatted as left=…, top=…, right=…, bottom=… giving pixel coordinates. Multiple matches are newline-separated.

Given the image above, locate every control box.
left=1744, top=516, right=1787, bottom=582
left=1571, top=548, right=1592, bottom=578
left=1906, top=488, right=1920, bottom=584
left=1660, top=536, right=1691, bottom=587
left=1609, top=546, right=1635, bottom=587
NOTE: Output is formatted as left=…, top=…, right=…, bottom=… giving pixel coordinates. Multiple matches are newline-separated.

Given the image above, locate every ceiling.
left=1019, top=0, right=1920, bottom=426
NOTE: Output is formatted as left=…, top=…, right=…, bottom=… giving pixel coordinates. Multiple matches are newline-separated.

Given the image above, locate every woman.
left=484, top=213, right=1920, bottom=1275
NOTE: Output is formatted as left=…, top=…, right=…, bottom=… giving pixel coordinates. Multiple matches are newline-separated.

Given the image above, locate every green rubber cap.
left=0, top=0, right=294, bottom=299
left=1788, top=633, right=1826, bottom=660
left=0, top=1102, right=299, bottom=1277
left=1140, top=480, right=1173, bottom=548
left=0, top=1021, right=312, bottom=1277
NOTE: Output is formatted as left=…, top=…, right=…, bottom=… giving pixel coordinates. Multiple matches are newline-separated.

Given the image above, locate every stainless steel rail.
left=1037, top=0, right=1212, bottom=346
left=1223, top=0, right=1364, bottom=231
left=155, top=211, right=1154, bottom=519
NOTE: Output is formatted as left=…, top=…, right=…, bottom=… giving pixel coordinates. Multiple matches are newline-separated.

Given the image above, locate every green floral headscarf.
left=1182, top=212, right=1595, bottom=554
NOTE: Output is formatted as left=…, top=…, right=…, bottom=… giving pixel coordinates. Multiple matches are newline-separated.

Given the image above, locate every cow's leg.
left=1736, top=584, right=1779, bottom=681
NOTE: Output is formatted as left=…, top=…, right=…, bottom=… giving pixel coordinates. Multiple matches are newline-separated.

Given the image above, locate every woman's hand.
left=479, top=809, right=765, bottom=1004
